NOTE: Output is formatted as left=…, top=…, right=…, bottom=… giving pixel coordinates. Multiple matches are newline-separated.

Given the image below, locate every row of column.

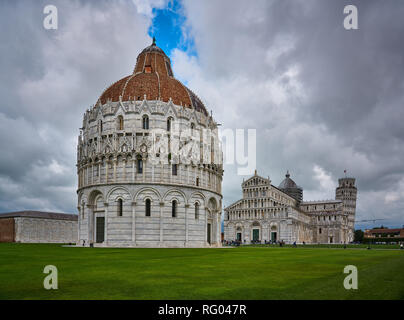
left=80, top=202, right=221, bottom=246
left=78, top=162, right=221, bottom=193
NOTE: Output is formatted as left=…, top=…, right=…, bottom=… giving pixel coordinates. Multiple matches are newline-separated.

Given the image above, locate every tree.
left=354, top=229, right=364, bottom=243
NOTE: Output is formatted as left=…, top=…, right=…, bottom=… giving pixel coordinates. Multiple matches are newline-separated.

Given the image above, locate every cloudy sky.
left=0, top=0, right=403, bottom=229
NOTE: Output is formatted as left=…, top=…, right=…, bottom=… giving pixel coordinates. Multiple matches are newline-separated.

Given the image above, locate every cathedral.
left=76, top=39, right=223, bottom=247
left=224, top=171, right=357, bottom=244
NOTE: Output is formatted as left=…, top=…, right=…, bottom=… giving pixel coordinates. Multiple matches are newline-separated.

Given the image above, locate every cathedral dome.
left=278, top=171, right=303, bottom=202
left=278, top=171, right=298, bottom=189
left=97, top=38, right=208, bottom=116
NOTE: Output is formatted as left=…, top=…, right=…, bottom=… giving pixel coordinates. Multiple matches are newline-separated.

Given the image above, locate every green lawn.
left=0, top=243, right=403, bottom=300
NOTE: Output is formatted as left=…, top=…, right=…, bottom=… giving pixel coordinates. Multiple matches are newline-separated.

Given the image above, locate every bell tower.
left=335, top=175, right=357, bottom=242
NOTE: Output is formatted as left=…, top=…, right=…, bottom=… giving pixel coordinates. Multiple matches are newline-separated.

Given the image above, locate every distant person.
left=400, top=243, right=403, bottom=250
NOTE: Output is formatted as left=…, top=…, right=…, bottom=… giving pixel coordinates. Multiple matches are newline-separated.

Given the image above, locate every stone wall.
left=78, top=184, right=221, bottom=247
left=77, top=100, right=223, bottom=196
left=14, top=217, right=77, bottom=243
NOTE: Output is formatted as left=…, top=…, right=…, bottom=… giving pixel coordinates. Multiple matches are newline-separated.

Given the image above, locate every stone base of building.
left=76, top=241, right=221, bottom=248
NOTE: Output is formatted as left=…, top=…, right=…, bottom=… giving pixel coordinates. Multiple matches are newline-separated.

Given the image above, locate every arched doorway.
left=270, top=225, right=277, bottom=242
left=94, top=195, right=105, bottom=243
left=251, top=221, right=261, bottom=242
left=88, top=190, right=105, bottom=245
left=207, top=197, right=218, bottom=245
left=236, top=226, right=242, bottom=242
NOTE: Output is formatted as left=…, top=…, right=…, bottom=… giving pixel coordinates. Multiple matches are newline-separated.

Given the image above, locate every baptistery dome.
left=97, top=38, right=208, bottom=116
left=76, top=39, right=223, bottom=248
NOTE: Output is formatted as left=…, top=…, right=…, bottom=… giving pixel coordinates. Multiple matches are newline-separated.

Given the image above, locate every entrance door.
left=329, top=236, right=333, bottom=244
left=271, top=232, right=277, bottom=242
left=96, top=217, right=105, bottom=243
left=207, top=223, right=211, bottom=244
left=252, top=229, right=259, bottom=241
left=236, top=232, right=242, bottom=242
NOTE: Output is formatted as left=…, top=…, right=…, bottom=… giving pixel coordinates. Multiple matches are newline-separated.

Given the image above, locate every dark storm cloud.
left=0, top=0, right=403, bottom=229
left=175, top=0, right=404, bottom=227
left=0, top=0, right=153, bottom=212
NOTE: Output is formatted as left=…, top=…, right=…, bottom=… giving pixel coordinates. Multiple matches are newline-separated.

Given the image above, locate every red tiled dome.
left=97, top=39, right=208, bottom=116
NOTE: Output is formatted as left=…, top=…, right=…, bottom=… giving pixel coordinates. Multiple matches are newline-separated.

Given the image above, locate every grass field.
left=0, top=243, right=403, bottom=300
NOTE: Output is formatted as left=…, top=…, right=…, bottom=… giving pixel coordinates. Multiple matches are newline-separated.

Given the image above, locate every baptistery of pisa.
left=77, top=39, right=223, bottom=247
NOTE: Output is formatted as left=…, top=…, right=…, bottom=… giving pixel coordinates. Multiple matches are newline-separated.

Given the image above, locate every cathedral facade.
left=224, top=171, right=357, bottom=244
left=76, top=40, right=223, bottom=247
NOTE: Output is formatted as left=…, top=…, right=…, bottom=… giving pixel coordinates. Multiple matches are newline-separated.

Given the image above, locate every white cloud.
left=132, top=0, right=168, bottom=17
left=0, top=0, right=154, bottom=214
left=171, top=0, right=404, bottom=228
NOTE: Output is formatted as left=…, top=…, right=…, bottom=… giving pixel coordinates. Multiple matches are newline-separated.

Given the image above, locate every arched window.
left=196, top=177, right=200, bottom=186
left=145, top=199, right=151, bottom=217
left=172, top=164, right=178, bottom=176
left=172, top=200, right=177, bottom=218
left=98, top=119, right=103, bottom=134
left=142, top=115, right=149, bottom=130
left=167, top=117, right=172, bottom=132
left=117, top=198, right=123, bottom=216
left=319, top=228, right=322, bottom=234
left=117, top=115, right=124, bottom=130
left=195, top=202, right=199, bottom=220
left=137, top=157, right=143, bottom=174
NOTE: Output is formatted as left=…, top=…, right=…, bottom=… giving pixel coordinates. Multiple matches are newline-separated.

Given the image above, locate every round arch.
left=163, top=188, right=187, bottom=204
left=208, top=197, right=218, bottom=211
left=134, top=187, right=161, bottom=202
left=88, top=189, right=104, bottom=206
left=188, top=191, right=206, bottom=206
left=106, top=186, right=132, bottom=201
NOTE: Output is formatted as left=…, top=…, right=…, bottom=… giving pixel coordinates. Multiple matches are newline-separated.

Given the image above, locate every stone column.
left=217, top=210, right=221, bottom=246
left=142, top=157, right=146, bottom=182
left=160, top=163, right=164, bottom=183
left=113, top=159, right=117, bottom=182
left=159, top=202, right=164, bottom=244
left=123, top=160, right=126, bottom=181
left=204, top=206, right=208, bottom=246
left=86, top=204, right=93, bottom=245
left=106, top=161, right=109, bottom=183
left=185, top=204, right=190, bottom=245
left=104, top=202, right=109, bottom=244
left=214, top=211, right=220, bottom=245
left=132, top=159, right=135, bottom=182
left=77, top=205, right=81, bottom=245
left=132, top=201, right=136, bottom=245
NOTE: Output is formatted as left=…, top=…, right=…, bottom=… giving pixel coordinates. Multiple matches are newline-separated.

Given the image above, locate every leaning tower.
left=335, top=177, right=357, bottom=242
